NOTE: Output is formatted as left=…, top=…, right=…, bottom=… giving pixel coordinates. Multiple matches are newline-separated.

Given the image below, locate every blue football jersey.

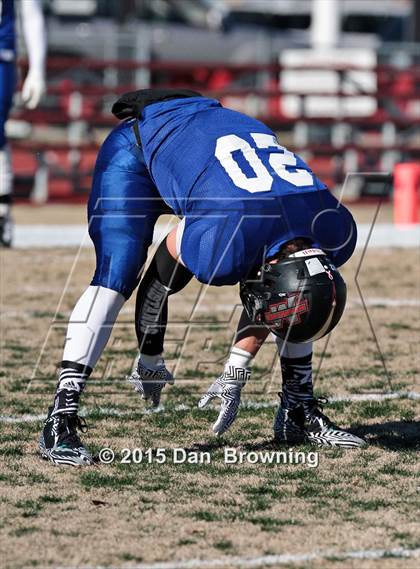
left=137, top=97, right=357, bottom=284
left=138, top=97, right=357, bottom=283
left=139, top=96, right=326, bottom=218
left=0, top=0, right=15, bottom=57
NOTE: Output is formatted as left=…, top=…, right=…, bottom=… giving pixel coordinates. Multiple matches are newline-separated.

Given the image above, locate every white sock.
left=0, top=202, right=10, bottom=217
left=139, top=353, right=164, bottom=370
left=62, top=285, right=126, bottom=369
left=273, top=336, right=313, bottom=359
left=0, top=147, right=12, bottom=217
left=225, top=347, right=253, bottom=370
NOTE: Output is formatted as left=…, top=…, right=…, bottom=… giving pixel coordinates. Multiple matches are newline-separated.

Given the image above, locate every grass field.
left=0, top=212, right=419, bottom=568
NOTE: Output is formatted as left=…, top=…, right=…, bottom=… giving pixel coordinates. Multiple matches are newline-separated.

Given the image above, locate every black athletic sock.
left=51, top=361, right=92, bottom=416
left=281, top=353, right=314, bottom=408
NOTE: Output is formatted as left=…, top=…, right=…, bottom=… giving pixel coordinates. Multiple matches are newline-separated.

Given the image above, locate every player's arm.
left=234, top=309, right=270, bottom=354
left=169, top=227, right=269, bottom=433
left=199, top=239, right=317, bottom=436
left=130, top=229, right=193, bottom=407
left=20, top=0, right=47, bottom=109
left=198, top=309, right=268, bottom=436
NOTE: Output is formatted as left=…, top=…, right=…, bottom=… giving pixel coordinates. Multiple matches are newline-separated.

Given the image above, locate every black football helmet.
left=240, top=249, right=347, bottom=343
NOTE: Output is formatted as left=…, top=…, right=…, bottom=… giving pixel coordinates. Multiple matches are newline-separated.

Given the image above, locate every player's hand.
left=198, top=366, right=250, bottom=436
left=128, top=361, right=174, bottom=408
left=21, top=71, right=46, bottom=109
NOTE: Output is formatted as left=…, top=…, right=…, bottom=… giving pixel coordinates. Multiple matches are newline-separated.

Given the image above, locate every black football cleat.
left=273, top=394, right=307, bottom=444
left=0, top=213, right=13, bottom=247
left=39, top=406, right=94, bottom=466
left=274, top=394, right=366, bottom=448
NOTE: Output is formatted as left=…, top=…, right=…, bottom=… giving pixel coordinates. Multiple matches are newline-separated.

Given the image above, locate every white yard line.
left=182, top=297, right=420, bottom=312
left=14, top=223, right=420, bottom=249
left=1, top=297, right=419, bottom=322
left=13, top=223, right=171, bottom=249
left=1, top=391, right=419, bottom=424
left=58, top=546, right=420, bottom=569
left=347, top=297, right=420, bottom=308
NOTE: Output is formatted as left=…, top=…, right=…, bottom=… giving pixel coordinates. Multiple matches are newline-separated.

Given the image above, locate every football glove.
left=128, top=360, right=174, bottom=408
left=21, top=71, right=46, bottom=109
left=198, top=365, right=250, bottom=436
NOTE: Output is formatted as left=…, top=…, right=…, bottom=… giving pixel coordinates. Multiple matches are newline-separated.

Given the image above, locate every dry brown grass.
left=0, top=242, right=419, bottom=569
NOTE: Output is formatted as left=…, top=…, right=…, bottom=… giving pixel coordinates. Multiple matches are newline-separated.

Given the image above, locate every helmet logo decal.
left=264, top=293, right=309, bottom=328
left=305, top=257, right=325, bottom=277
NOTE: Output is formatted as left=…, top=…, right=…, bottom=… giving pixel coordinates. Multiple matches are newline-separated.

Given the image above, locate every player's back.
left=137, top=94, right=356, bottom=284
left=139, top=96, right=326, bottom=216
left=0, top=0, right=16, bottom=59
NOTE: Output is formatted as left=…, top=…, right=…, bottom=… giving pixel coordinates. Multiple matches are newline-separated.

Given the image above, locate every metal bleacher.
left=9, top=57, right=420, bottom=203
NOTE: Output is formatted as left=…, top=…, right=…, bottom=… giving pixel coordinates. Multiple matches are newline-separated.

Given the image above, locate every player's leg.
left=39, top=284, right=127, bottom=465
left=40, top=128, right=161, bottom=465
left=273, top=336, right=365, bottom=447
left=131, top=224, right=193, bottom=406
left=40, top=210, right=157, bottom=465
left=40, top=213, right=158, bottom=465
left=0, top=61, right=16, bottom=247
left=273, top=338, right=315, bottom=443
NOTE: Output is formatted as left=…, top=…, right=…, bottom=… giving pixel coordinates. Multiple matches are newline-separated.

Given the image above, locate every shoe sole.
left=39, top=438, right=94, bottom=466
left=306, top=431, right=367, bottom=448
left=274, top=430, right=366, bottom=448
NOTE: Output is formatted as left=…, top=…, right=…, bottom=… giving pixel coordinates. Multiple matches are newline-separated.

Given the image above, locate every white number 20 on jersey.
left=215, top=133, right=313, bottom=193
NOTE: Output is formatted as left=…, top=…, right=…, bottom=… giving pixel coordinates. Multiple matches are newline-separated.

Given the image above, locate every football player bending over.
left=39, top=89, right=365, bottom=466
